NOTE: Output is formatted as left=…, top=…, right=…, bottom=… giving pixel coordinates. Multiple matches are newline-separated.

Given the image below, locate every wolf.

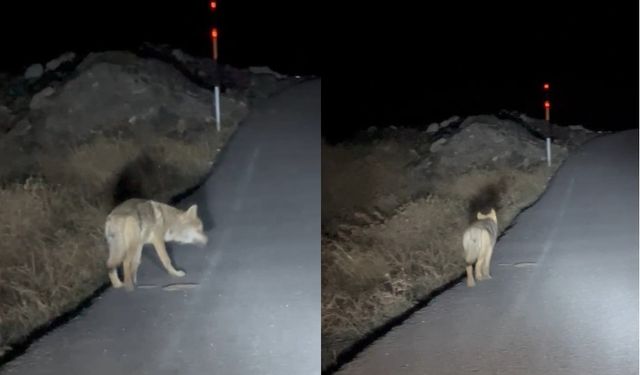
left=104, top=198, right=208, bottom=291
left=462, top=208, right=498, bottom=287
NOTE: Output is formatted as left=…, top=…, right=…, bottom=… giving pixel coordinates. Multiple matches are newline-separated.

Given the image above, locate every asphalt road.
left=1, top=80, right=321, bottom=375
left=337, top=129, right=638, bottom=375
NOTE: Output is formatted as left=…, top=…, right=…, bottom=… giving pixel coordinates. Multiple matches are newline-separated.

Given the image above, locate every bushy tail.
left=110, top=150, right=182, bottom=210
left=111, top=152, right=155, bottom=210
left=467, top=178, right=507, bottom=224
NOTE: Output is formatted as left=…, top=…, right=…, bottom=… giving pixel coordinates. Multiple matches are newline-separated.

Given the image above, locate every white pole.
left=214, top=85, right=221, bottom=132
left=546, top=138, right=551, bottom=166
left=211, top=27, right=220, bottom=132
left=545, top=104, right=551, bottom=166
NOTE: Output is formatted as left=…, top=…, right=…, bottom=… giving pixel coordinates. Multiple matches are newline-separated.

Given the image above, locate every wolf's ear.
left=185, top=204, right=198, bottom=217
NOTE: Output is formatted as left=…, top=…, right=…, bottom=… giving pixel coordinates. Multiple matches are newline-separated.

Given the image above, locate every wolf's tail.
left=110, top=150, right=181, bottom=210
left=467, top=179, right=506, bottom=224
left=110, top=152, right=155, bottom=210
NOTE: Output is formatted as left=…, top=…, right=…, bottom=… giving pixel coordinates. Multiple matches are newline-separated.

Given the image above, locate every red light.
left=544, top=100, right=551, bottom=109
left=210, top=1, right=217, bottom=10
left=211, top=28, right=218, bottom=38
left=543, top=83, right=550, bottom=90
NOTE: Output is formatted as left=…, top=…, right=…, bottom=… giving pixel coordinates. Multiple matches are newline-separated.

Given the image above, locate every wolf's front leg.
left=131, top=245, right=144, bottom=285
left=108, top=268, right=123, bottom=288
left=123, top=258, right=135, bottom=291
left=474, top=257, right=484, bottom=281
left=152, top=238, right=186, bottom=277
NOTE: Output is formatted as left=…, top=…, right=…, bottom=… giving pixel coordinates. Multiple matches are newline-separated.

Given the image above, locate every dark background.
left=0, top=1, right=637, bottom=143
left=323, top=2, right=639, bottom=142
left=0, top=1, right=321, bottom=75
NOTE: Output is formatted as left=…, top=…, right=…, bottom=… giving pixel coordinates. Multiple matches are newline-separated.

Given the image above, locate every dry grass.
left=321, top=139, right=426, bottom=232
left=0, top=179, right=107, bottom=349
left=0, top=122, right=236, bottom=356
left=321, top=135, right=561, bottom=370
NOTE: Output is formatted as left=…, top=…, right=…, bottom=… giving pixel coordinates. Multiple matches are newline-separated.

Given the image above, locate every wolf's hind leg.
left=466, top=264, right=476, bottom=287
left=481, top=246, right=494, bottom=280
left=475, top=256, right=484, bottom=281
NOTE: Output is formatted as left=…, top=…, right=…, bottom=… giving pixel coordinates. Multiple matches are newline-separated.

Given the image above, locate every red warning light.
left=211, top=28, right=218, bottom=38
left=543, top=83, right=550, bottom=90
left=544, top=100, right=551, bottom=109
left=210, top=1, right=217, bottom=10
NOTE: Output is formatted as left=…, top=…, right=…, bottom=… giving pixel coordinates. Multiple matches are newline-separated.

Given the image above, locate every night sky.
left=0, top=2, right=637, bottom=143
left=323, top=2, right=639, bottom=142
left=0, top=1, right=320, bottom=75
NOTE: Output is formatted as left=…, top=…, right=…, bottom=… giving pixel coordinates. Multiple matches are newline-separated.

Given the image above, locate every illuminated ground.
left=0, top=80, right=321, bottom=375
left=336, top=129, right=638, bottom=375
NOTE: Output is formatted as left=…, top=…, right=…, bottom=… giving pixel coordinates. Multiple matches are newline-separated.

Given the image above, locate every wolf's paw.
left=172, top=270, right=186, bottom=277
left=111, top=281, right=124, bottom=288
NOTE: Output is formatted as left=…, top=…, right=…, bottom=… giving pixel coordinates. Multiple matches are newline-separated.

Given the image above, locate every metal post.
left=210, top=3, right=221, bottom=132
left=543, top=83, right=551, bottom=167
left=214, top=86, right=221, bottom=131
left=212, top=29, right=221, bottom=131
left=545, top=104, right=551, bottom=167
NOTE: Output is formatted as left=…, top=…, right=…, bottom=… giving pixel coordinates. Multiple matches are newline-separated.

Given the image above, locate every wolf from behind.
left=462, top=208, right=498, bottom=287
left=105, top=199, right=208, bottom=291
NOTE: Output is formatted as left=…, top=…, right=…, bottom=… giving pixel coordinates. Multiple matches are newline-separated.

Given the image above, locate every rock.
left=248, top=73, right=296, bottom=99
left=248, top=66, right=286, bottom=79
left=24, top=64, right=44, bottom=80
left=29, top=87, right=56, bottom=109
left=439, top=115, right=460, bottom=128
left=138, top=43, right=227, bottom=89
left=137, top=44, right=284, bottom=96
left=45, top=52, right=76, bottom=71
left=171, top=49, right=187, bottom=63
left=430, top=138, right=447, bottom=152
left=0, top=106, right=12, bottom=132
left=519, top=113, right=535, bottom=123
left=20, top=51, right=248, bottom=145
left=10, top=118, right=31, bottom=136
left=569, top=124, right=591, bottom=132
left=426, top=123, right=439, bottom=133
left=432, top=118, right=570, bottom=172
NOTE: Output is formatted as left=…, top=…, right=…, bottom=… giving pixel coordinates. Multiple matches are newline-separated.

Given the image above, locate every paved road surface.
left=337, top=129, right=638, bottom=375
left=1, top=80, right=321, bottom=375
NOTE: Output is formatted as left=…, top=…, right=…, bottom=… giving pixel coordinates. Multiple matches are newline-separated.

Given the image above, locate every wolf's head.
left=165, top=204, right=208, bottom=246
left=477, top=208, right=497, bottom=224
